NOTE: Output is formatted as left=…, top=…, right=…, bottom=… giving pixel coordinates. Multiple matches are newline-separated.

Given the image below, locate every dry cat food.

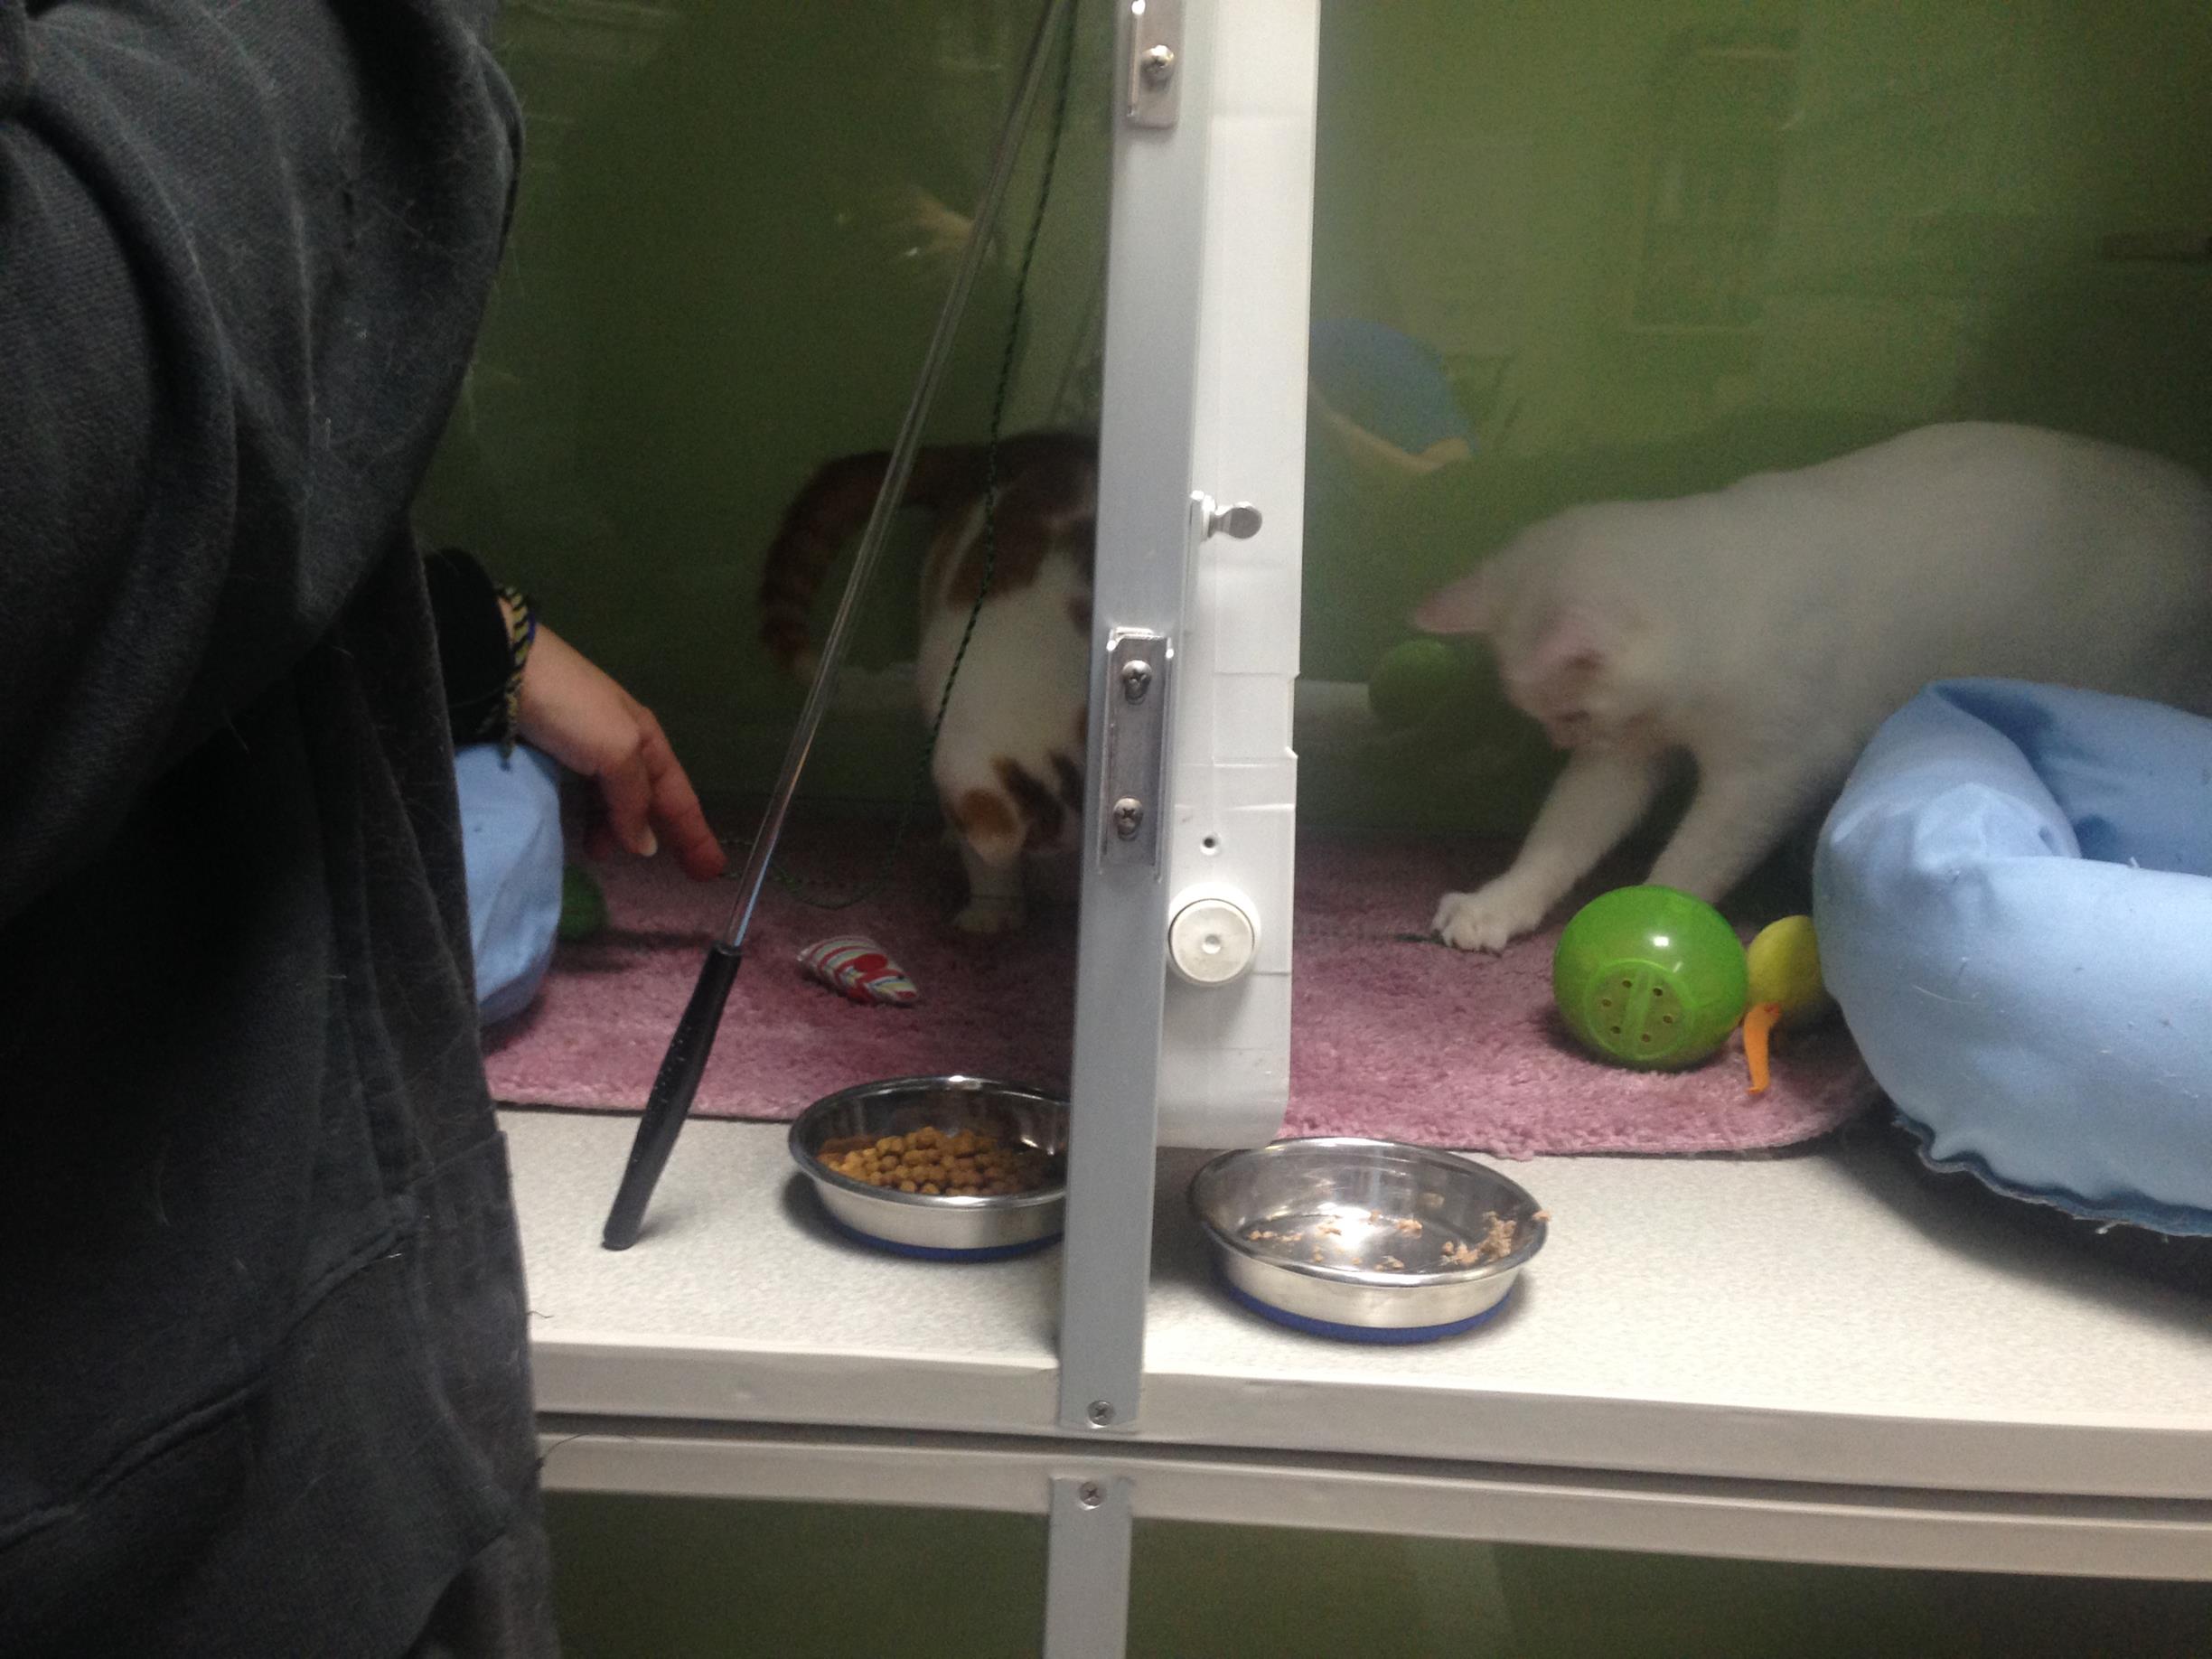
left=817, top=1126, right=1054, bottom=1197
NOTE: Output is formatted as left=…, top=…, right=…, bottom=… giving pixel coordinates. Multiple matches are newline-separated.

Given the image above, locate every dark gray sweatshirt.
left=1, top=3, right=548, bottom=1651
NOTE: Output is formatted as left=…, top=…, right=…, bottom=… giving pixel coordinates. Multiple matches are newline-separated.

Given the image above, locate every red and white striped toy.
left=795, top=935, right=920, bottom=1008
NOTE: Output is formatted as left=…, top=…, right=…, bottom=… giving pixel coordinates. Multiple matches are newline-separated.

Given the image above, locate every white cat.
left=1415, top=422, right=2212, bottom=951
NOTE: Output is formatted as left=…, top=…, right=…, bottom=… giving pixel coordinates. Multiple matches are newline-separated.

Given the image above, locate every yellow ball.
left=1745, top=915, right=1832, bottom=1029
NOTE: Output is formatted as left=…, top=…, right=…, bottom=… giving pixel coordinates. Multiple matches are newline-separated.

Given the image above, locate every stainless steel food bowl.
left=788, top=1075, right=1069, bottom=1261
left=1189, top=1138, right=1546, bottom=1342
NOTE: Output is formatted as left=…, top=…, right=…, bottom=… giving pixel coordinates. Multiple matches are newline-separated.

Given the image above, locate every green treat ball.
left=1368, top=638, right=1461, bottom=730
left=1552, top=886, right=1748, bottom=1070
left=557, top=864, right=608, bottom=943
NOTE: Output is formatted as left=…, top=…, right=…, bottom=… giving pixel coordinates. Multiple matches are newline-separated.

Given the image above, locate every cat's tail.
left=758, top=443, right=993, bottom=682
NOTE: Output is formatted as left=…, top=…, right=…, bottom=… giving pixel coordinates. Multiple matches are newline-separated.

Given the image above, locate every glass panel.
left=427, top=0, right=1118, bottom=1172
left=417, top=0, right=1114, bottom=804
left=1125, top=1521, right=2212, bottom=1659
left=543, top=1500, right=2212, bottom=1659
left=1300, top=0, right=2212, bottom=833
left=545, top=1494, right=1048, bottom=1658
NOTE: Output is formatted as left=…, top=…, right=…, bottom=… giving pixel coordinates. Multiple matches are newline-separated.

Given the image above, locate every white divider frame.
left=1047, top=1, right=1320, bottom=1649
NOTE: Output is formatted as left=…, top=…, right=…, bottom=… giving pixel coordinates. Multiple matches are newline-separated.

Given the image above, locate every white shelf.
left=509, top=1109, right=2212, bottom=1527
left=512, top=1109, right=1060, bottom=1435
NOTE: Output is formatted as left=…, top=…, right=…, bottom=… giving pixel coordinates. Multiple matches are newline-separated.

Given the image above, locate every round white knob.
left=1168, top=895, right=1258, bottom=986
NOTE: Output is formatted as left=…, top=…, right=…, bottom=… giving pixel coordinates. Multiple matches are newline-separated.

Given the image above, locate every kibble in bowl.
left=814, top=1125, right=1054, bottom=1198
left=789, top=1075, right=1068, bottom=1260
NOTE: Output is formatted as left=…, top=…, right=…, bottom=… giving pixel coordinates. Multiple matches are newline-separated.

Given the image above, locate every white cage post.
left=1045, top=0, right=1321, bottom=1651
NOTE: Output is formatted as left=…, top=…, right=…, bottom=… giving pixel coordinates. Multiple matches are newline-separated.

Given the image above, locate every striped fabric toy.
left=796, top=935, right=920, bottom=1008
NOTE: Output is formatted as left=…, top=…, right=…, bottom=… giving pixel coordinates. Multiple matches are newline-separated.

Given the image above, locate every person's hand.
left=512, top=621, right=727, bottom=880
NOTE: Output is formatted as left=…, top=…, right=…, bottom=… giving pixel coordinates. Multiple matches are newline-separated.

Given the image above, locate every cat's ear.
left=1412, top=567, right=1499, bottom=635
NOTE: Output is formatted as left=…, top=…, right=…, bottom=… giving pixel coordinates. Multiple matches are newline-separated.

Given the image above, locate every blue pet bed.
left=1308, top=317, right=1476, bottom=474
left=1814, top=680, right=2212, bottom=1234
left=455, top=743, right=564, bottom=1026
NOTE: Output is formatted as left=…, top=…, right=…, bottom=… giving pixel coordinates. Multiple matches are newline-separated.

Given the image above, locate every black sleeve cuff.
left=422, top=547, right=511, bottom=748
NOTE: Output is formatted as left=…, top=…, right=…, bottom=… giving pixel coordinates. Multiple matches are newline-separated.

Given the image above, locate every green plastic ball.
left=557, top=864, right=608, bottom=943
left=1552, top=886, right=1748, bottom=1070
left=1368, top=639, right=1461, bottom=729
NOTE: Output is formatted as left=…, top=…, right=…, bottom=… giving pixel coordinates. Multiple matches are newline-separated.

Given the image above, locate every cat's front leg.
left=953, top=838, right=1026, bottom=934
left=1644, top=758, right=1820, bottom=903
left=1434, top=748, right=1664, bottom=951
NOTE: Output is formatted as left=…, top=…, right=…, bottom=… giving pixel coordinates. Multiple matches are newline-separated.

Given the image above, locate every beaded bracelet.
left=495, top=583, right=537, bottom=757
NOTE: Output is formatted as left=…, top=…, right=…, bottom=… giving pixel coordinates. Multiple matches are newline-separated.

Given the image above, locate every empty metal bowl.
left=1189, top=1138, right=1546, bottom=1342
left=789, top=1075, right=1068, bottom=1261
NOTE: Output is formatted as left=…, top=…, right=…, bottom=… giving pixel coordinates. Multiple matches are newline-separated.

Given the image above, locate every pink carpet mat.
left=483, top=828, right=1878, bottom=1157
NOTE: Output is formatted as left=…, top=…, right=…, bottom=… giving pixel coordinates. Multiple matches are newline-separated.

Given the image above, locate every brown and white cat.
left=759, top=433, right=1097, bottom=933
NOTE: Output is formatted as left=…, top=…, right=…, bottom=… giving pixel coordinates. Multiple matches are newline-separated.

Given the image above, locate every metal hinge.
left=1098, top=629, right=1170, bottom=869
left=1123, top=0, right=1183, bottom=128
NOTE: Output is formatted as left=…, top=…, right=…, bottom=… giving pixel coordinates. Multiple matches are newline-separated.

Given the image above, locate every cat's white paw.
left=1432, top=885, right=1548, bottom=952
left=953, top=899, right=1026, bottom=936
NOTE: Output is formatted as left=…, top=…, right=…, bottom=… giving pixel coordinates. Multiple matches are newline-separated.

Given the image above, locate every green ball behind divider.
left=1552, top=886, right=1748, bottom=1070
left=1367, top=638, right=1462, bottom=729
left=558, top=864, right=608, bottom=943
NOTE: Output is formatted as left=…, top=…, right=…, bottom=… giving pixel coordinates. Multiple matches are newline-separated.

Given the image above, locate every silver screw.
left=1077, top=1480, right=1105, bottom=1508
left=1139, top=43, right=1176, bottom=87
left=1087, top=1400, right=1117, bottom=1427
left=1111, top=798, right=1144, bottom=840
left=1208, top=502, right=1263, bottom=539
left=1120, top=660, right=1153, bottom=703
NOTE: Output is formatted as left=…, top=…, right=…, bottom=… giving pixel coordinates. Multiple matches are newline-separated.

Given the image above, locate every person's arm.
left=511, top=621, right=727, bottom=879
left=424, top=547, right=726, bottom=879
left=0, top=0, right=519, bottom=920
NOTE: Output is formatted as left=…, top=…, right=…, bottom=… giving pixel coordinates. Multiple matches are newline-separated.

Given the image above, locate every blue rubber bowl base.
left=1218, top=1273, right=1514, bottom=1344
left=823, top=1211, right=1062, bottom=1263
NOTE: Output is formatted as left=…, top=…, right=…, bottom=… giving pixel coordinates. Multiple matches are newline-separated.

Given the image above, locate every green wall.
left=417, top=0, right=2212, bottom=833
left=545, top=1493, right=2212, bottom=1657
